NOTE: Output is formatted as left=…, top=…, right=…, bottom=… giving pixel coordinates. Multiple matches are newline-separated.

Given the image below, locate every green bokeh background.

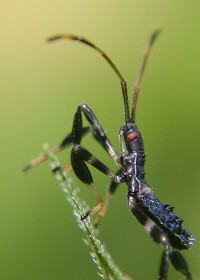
left=1, top=1, right=199, bottom=280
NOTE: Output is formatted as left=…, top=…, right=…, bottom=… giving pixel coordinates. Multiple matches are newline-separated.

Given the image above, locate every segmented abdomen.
left=138, top=192, right=196, bottom=250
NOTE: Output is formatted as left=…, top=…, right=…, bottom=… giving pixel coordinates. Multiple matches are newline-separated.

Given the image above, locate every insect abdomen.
left=128, top=190, right=195, bottom=250
left=138, top=193, right=196, bottom=250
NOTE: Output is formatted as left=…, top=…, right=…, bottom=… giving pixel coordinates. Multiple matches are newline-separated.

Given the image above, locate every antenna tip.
left=149, top=28, right=162, bottom=46
left=46, top=35, right=64, bottom=43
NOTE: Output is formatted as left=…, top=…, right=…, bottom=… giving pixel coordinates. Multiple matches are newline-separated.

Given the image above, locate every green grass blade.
left=44, top=146, right=133, bottom=280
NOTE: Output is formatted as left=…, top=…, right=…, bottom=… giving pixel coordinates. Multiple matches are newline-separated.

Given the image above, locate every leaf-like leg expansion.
left=71, top=144, right=122, bottom=221
left=170, top=250, right=192, bottom=280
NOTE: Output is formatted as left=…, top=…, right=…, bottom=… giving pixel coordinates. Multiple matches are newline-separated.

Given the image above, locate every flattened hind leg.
left=170, top=250, right=192, bottom=280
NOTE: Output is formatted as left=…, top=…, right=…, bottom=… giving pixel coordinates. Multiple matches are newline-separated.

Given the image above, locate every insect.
left=24, top=30, right=195, bottom=280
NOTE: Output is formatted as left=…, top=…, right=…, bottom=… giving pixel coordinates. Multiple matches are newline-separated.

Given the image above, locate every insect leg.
left=169, top=250, right=192, bottom=280
left=71, top=144, right=121, bottom=220
left=71, top=104, right=123, bottom=221
left=24, top=102, right=120, bottom=173
left=23, top=126, right=90, bottom=172
left=74, top=103, right=120, bottom=163
left=94, top=168, right=123, bottom=226
left=159, top=248, right=170, bottom=280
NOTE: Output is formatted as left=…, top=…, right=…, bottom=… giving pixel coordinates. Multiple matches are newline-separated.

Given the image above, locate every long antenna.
left=131, top=29, right=161, bottom=121
left=47, top=34, right=130, bottom=122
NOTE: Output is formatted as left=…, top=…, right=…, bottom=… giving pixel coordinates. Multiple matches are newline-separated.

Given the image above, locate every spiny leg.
left=170, top=250, right=192, bottom=280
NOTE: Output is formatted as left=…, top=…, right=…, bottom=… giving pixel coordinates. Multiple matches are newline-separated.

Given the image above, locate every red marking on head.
left=126, top=132, right=139, bottom=142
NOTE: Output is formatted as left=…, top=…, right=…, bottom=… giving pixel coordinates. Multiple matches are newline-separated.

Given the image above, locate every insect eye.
left=126, top=132, right=139, bottom=142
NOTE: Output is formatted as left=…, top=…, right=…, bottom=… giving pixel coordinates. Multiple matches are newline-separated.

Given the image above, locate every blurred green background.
left=1, top=1, right=199, bottom=279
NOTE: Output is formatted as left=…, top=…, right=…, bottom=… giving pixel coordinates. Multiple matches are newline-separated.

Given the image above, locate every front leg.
left=71, top=104, right=123, bottom=223
left=71, top=144, right=121, bottom=220
left=73, top=103, right=120, bottom=163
